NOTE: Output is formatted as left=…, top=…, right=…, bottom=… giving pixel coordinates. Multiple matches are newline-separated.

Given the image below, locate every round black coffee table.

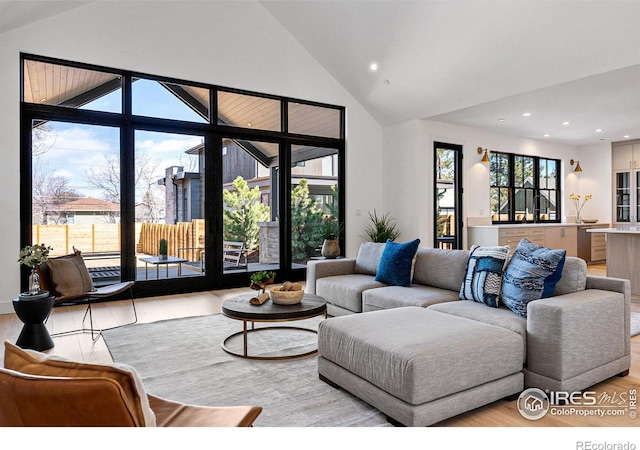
left=221, top=293, right=326, bottom=360
left=13, top=295, right=55, bottom=351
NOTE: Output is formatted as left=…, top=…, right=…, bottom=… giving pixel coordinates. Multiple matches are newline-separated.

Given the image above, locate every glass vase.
left=575, top=213, right=581, bottom=224
left=28, top=269, right=41, bottom=294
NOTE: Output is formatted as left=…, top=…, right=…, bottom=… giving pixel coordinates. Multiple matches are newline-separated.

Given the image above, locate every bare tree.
left=85, top=154, right=121, bottom=203
left=85, top=150, right=164, bottom=222
left=32, top=122, right=56, bottom=158
left=31, top=124, right=80, bottom=225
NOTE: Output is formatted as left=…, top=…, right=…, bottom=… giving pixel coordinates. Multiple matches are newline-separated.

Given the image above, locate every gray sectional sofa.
left=307, top=243, right=631, bottom=426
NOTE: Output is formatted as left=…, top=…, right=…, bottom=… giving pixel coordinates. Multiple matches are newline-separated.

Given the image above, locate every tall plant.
left=291, top=179, right=324, bottom=261
left=223, top=176, right=270, bottom=250
left=363, top=210, right=400, bottom=243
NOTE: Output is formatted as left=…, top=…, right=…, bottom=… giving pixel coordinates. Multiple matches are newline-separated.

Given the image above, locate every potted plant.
left=363, top=210, right=400, bottom=243
left=250, top=271, right=276, bottom=292
left=17, top=243, right=52, bottom=298
left=321, top=216, right=343, bottom=259
left=158, top=239, right=168, bottom=260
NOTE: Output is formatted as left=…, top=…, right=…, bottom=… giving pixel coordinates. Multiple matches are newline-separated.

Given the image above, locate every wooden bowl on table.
left=269, top=284, right=304, bottom=305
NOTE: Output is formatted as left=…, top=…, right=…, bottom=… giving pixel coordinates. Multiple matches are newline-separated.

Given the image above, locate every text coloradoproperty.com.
left=551, top=407, right=629, bottom=417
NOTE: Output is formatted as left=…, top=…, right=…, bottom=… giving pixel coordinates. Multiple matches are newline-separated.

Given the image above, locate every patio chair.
left=0, top=341, right=262, bottom=427
left=223, top=241, right=247, bottom=268
left=36, top=249, right=136, bottom=342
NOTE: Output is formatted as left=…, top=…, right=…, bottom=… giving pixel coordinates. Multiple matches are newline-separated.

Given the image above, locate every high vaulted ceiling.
left=2, top=1, right=640, bottom=146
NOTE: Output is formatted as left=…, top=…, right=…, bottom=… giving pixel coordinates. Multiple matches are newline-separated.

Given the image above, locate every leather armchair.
left=1, top=341, right=261, bottom=427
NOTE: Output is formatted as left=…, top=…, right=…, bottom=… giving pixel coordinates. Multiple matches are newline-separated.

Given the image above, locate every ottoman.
left=317, top=306, right=524, bottom=426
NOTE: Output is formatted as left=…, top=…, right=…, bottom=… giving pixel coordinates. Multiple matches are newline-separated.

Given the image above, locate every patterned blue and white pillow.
left=501, top=238, right=567, bottom=317
left=459, top=245, right=510, bottom=307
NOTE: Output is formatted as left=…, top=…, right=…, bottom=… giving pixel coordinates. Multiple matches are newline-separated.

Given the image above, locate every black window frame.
left=490, top=151, right=561, bottom=224
left=19, top=53, right=346, bottom=296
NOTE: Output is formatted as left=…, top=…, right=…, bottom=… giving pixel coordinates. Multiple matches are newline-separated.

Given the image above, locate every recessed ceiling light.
left=522, top=113, right=532, bottom=117
left=498, top=118, right=505, bottom=122
left=247, top=122, right=252, bottom=127
left=370, top=63, right=378, bottom=71
left=624, top=135, right=630, bottom=138
left=562, top=121, right=571, bottom=126
left=544, top=134, right=550, bottom=137
left=595, top=129, right=603, bottom=133
left=383, top=79, right=390, bottom=85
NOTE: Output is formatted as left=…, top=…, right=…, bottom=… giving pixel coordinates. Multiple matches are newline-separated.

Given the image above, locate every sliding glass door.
left=133, top=130, right=206, bottom=282
left=30, top=120, right=123, bottom=286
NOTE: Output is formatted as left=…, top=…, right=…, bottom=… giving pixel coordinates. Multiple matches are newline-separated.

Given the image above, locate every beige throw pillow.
left=45, top=252, right=94, bottom=301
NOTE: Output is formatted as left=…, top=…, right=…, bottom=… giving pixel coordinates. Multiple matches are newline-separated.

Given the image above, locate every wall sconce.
left=477, top=147, right=490, bottom=163
left=570, top=159, right=583, bottom=173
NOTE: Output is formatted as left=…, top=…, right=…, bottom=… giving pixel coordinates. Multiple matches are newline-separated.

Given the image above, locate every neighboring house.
left=159, top=140, right=338, bottom=224
left=53, top=197, right=120, bottom=225
left=498, top=178, right=557, bottom=220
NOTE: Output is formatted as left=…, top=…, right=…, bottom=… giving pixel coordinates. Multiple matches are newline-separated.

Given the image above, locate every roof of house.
left=57, top=197, right=120, bottom=213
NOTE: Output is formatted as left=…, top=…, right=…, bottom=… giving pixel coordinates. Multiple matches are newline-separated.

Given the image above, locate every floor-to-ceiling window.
left=434, top=142, right=463, bottom=249
left=20, top=54, right=345, bottom=296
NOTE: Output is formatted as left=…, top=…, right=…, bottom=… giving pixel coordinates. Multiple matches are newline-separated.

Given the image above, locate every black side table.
left=13, top=295, right=55, bottom=351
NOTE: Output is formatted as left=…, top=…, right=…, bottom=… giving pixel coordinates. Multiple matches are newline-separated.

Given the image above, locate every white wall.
left=381, top=119, right=613, bottom=249
left=0, top=1, right=384, bottom=313
left=573, top=142, right=613, bottom=222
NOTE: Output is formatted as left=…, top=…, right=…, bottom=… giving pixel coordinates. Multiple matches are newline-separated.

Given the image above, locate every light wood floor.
left=1, top=265, right=639, bottom=427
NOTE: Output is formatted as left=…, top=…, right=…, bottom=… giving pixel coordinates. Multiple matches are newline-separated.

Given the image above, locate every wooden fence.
left=33, top=224, right=121, bottom=257
left=137, top=220, right=205, bottom=260
left=32, top=219, right=205, bottom=261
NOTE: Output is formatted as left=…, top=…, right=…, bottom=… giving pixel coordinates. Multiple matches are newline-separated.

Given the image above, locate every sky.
left=36, top=80, right=205, bottom=200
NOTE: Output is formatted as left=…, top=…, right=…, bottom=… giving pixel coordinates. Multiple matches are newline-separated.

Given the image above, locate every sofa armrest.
left=586, top=274, right=630, bottom=298
left=526, top=287, right=629, bottom=383
left=306, top=258, right=356, bottom=294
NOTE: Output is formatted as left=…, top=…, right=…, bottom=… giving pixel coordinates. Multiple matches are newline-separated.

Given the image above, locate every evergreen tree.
left=223, top=176, right=269, bottom=250
left=291, top=179, right=324, bottom=262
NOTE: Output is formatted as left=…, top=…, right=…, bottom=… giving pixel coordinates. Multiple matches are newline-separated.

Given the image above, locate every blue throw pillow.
left=502, top=238, right=567, bottom=317
left=375, top=239, right=421, bottom=287
left=459, top=245, right=510, bottom=307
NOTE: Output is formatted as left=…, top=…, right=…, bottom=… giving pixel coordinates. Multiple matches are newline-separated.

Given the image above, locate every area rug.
left=632, top=311, right=640, bottom=338
left=102, top=314, right=389, bottom=427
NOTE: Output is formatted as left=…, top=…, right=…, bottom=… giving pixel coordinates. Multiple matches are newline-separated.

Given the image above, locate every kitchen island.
left=467, top=222, right=609, bottom=260
left=587, top=227, right=640, bottom=295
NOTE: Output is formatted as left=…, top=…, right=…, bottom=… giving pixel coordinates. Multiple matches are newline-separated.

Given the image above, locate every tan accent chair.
left=0, top=341, right=262, bottom=427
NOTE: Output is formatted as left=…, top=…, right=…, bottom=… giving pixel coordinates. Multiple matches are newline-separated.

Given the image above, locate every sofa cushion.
left=552, top=256, right=587, bottom=295
left=459, top=245, right=509, bottom=307
left=354, top=242, right=386, bottom=275
left=363, top=285, right=460, bottom=312
left=318, top=307, right=523, bottom=405
left=428, top=301, right=527, bottom=363
left=3, top=341, right=155, bottom=426
left=375, top=239, right=420, bottom=287
left=502, top=239, right=567, bottom=317
left=412, top=248, right=469, bottom=291
left=316, top=274, right=385, bottom=314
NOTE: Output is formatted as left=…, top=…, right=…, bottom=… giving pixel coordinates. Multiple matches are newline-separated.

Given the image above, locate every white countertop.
left=587, top=227, right=640, bottom=234
left=469, top=223, right=609, bottom=229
